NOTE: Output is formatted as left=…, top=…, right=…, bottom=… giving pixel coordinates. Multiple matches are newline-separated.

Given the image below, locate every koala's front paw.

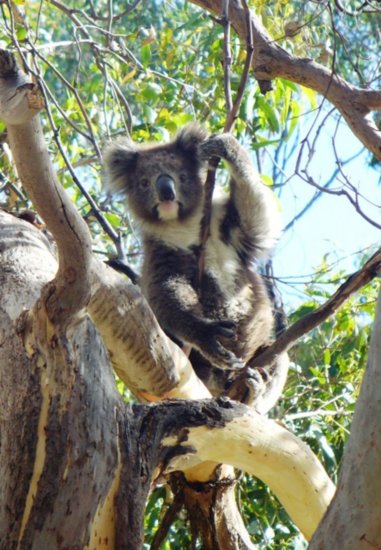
left=198, top=319, right=244, bottom=371
left=199, top=134, right=235, bottom=162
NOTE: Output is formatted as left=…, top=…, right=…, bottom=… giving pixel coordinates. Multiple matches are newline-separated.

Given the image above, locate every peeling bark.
left=170, top=472, right=256, bottom=550
left=0, top=211, right=122, bottom=549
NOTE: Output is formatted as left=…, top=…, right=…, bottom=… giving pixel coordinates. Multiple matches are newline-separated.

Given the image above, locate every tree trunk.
left=309, top=288, right=381, bottom=549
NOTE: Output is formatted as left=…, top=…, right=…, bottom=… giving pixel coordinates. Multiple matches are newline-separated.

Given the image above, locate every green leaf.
left=141, top=44, right=151, bottom=68
left=251, top=138, right=280, bottom=150
left=142, top=82, right=163, bottom=101
left=104, top=212, right=121, bottom=228
left=256, top=96, right=280, bottom=133
left=16, top=24, right=27, bottom=41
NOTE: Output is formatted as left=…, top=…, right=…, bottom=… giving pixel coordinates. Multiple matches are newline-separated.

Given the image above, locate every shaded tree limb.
left=150, top=489, right=184, bottom=550
left=169, top=471, right=256, bottom=550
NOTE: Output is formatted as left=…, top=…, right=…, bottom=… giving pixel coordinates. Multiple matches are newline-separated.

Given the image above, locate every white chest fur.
left=205, top=199, right=239, bottom=296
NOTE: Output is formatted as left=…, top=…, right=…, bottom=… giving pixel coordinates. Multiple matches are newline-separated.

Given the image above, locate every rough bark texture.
left=0, top=212, right=121, bottom=549
left=309, top=288, right=381, bottom=549
left=170, top=472, right=255, bottom=550
left=0, top=212, right=56, bottom=543
left=115, top=398, right=249, bottom=547
left=0, top=212, right=334, bottom=548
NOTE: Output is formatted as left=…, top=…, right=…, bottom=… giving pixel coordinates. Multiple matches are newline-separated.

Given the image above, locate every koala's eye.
left=179, top=173, right=187, bottom=183
left=139, top=178, right=150, bottom=190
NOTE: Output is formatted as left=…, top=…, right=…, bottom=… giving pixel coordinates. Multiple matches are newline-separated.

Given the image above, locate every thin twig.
left=222, top=0, right=233, bottom=114
left=284, top=147, right=365, bottom=233
left=197, top=0, right=254, bottom=285
left=224, top=0, right=253, bottom=133
left=150, top=491, right=184, bottom=550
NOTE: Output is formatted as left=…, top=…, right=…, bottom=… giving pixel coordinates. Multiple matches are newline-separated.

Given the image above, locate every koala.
left=104, top=123, right=288, bottom=414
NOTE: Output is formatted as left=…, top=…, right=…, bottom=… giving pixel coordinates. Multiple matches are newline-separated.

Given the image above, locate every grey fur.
left=104, top=124, right=288, bottom=413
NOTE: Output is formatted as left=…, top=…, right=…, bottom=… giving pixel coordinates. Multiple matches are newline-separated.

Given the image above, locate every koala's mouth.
left=155, top=200, right=180, bottom=221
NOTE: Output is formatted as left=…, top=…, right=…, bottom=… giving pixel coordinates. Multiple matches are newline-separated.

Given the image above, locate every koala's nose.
left=156, top=175, right=176, bottom=201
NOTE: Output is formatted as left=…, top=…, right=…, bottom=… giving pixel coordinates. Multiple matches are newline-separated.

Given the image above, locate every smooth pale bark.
left=164, top=407, right=335, bottom=541
left=0, top=50, right=92, bottom=326
left=89, top=259, right=210, bottom=399
left=309, top=288, right=381, bottom=549
left=0, top=212, right=335, bottom=546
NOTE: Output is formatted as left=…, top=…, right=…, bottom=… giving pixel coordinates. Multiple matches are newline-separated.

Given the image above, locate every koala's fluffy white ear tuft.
left=103, top=138, right=138, bottom=192
left=174, top=122, right=208, bottom=154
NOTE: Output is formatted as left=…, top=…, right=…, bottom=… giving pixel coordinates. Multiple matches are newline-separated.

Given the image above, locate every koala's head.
left=104, top=123, right=208, bottom=223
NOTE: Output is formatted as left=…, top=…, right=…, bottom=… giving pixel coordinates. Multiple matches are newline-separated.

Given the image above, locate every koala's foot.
left=225, top=366, right=269, bottom=405
left=195, top=319, right=244, bottom=371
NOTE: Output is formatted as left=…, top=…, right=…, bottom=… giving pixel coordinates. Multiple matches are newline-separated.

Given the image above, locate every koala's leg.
left=225, top=352, right=289, bottom=414
left=147, top=276, right=244, bottom=371
left=200, top=134, right=281, bottom=260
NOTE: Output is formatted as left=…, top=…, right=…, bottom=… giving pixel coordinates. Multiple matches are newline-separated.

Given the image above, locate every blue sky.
left=271, top=113, right=380, bottom=308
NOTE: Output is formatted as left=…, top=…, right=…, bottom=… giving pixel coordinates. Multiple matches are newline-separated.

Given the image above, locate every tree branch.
left=0, top=49, right=206, bottom=401
left=160, top=398, right=335, bottom=541
left=198, top=0, right=254, bottom=285
left=0, top=49, right=92, bottom=325
left=250, top=247, right=381, bottom=368
left=191, top=0, right=381, bottom=160
left=89, top=259, right=211, bottom=399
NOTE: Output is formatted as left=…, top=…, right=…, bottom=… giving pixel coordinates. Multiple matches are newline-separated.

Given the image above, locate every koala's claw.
left=195, top=319, right=243, bottom=371
left=225, top=366, right=268, bottom=405
left=212, top=319, right=236, bottom=339
left=212, top=346, right=244, bottom=371
left=199, top=134, right=230, bottom=161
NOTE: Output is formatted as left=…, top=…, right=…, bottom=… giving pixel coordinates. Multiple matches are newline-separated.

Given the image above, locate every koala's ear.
left=103, top=138, right=138, bottom=192
left=174, top=122, right=208, bottom=155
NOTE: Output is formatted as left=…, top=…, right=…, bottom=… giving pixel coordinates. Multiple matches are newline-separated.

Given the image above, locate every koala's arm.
left=142, top=251, right=243, bottom=370
left=200, top=134, right=281, bottom=261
